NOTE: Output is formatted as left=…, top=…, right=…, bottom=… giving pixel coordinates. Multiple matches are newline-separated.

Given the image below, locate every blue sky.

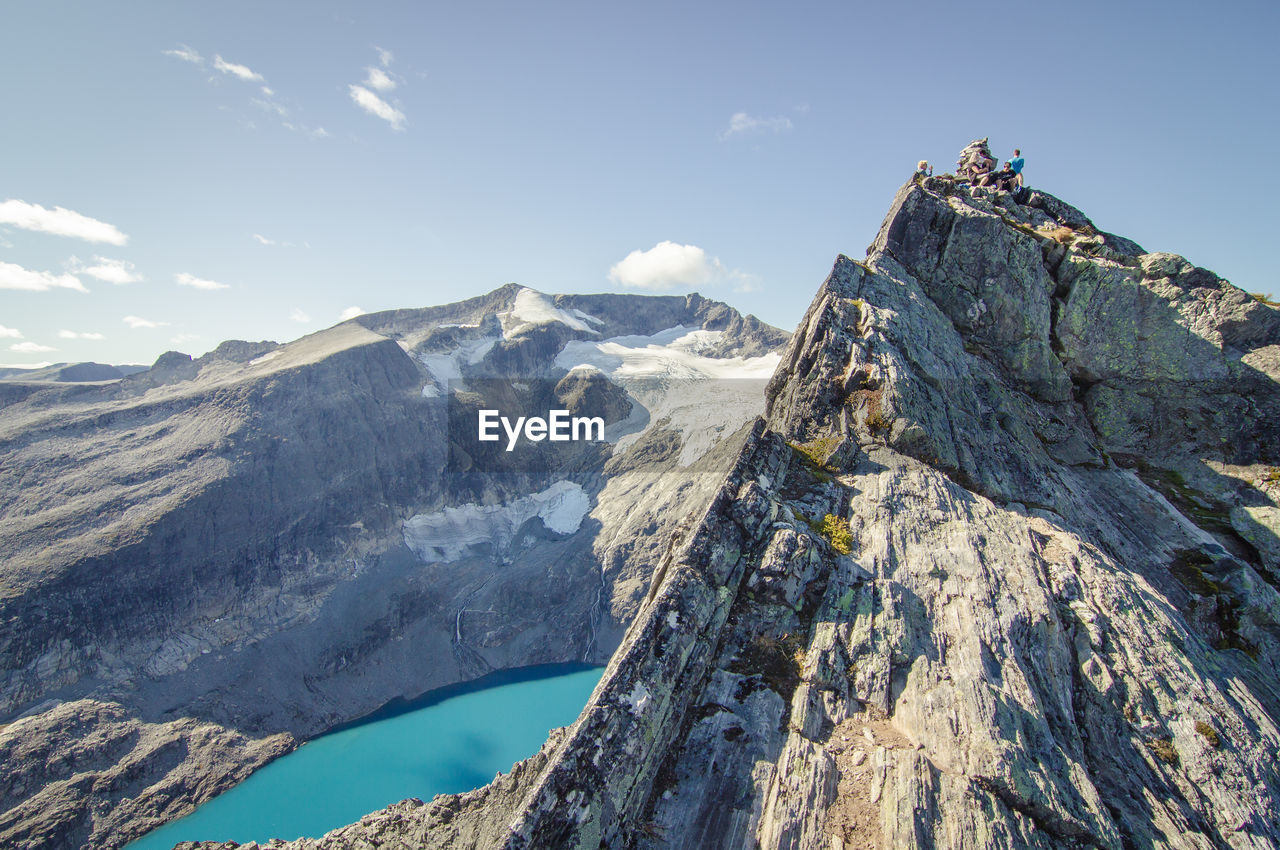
left=3, top=0, right=1277, bottom=367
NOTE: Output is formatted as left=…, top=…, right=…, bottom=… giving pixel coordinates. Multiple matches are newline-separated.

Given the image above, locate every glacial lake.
left=126, top=664, right=603, bottom=849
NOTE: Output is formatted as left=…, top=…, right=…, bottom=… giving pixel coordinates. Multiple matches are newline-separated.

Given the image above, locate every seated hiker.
left=977, top=162, right=1018, bottom=190
left=915, top=160, right=933, bottom=178
left=955, top=138, right=997, bottom=183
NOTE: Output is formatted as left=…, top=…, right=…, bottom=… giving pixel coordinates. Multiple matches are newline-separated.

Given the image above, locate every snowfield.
left=500, top=288, right=602, bottom=337
left=402, top=480, right=591, bottom=563
left=555, top=326, right=780, bottom=465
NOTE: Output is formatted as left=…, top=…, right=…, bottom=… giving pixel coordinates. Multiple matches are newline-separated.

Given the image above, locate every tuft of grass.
left=1040, top=225, right=1076, bottom=245
left=1146, top=737, right=1180, bottom=766
left=790, top=436, right=841, bottom=482
left=1251, top=292, right=1279, bottom=307
left=861, top=388, right=891, bottom=435
left=802, top=512, right=852, bottom=554
left=1195, top=720, right=1221, bottom=748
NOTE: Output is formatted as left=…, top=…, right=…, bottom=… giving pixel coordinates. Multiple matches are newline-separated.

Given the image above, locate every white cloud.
left=608, top=242, right=724, bottom=290
left=376, top=47, right=394, bottom=67
left=170, top=333, right=200, bottom=345
left=253, top=232, right=302, bottom=247
left=365, top=67, right=396, bottom=91
left=123, top=315, right=168, bottom=329
left=252, top=96, right=289, bottom=118
left=290, top=308, right=312, bottom=323
left=0, top=260, right=87, bottom=292
left=58, top=330, right=106, bottom=340
left=339, top=306, right=366, bottom=321
left=0, top=200, right=128, bottom=245
left=10, top=341, right=56, bottom=353
left=349, top=85, right=406, bottom=130
left=0, top=361, right=51, bottom=369
left=70, top=256, right=142, bottom=284
left=213, top=55, right=264, bottom=82
left=164, top=44, right=204, bottom=65
left=719, top=112, right=793, bottom=140
left=176, top=272, right=230, bottom=291
left=0, top=325, right=23, bottom=339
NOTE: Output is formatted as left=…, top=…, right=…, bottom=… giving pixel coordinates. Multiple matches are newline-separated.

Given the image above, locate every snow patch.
left=403, top=480, right=591, bottom=563
left=418, top=336, right=499, bottom=393
left=554, top=326, right=781, bottom=464
left=501, top=288, right=600, bottom=337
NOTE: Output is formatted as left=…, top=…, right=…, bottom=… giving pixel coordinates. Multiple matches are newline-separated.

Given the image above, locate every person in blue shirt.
left=1008, top=149, right=1025, bottom=185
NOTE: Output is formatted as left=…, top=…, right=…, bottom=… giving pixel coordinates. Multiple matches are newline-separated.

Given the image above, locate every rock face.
left=0, top=286, right=786, bottom=849
left=224, top=172, right=1280, bottom=849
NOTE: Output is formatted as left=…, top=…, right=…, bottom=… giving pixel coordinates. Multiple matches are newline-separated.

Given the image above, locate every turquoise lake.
left=126, top=664, right=603, bottom=849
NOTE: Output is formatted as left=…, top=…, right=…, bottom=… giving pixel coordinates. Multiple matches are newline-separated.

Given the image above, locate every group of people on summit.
left=916, top=138, right=1025, bottom=193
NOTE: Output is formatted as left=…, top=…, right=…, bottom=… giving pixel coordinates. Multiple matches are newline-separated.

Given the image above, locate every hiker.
left=955, top=138, right=997, bottom=183
left=1008, top=149, right=1025, bottom=186
left=916, top=160, right=933, bottom=178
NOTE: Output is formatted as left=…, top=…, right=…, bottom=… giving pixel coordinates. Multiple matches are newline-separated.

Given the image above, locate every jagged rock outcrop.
left=226, top=170, right=1280, bottom=848
left=0, top=287, right=786, bottom=849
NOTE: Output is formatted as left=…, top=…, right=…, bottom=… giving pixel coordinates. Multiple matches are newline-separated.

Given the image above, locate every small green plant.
left=1261, top=468, right=1280, bottom=485
left=1251, top=292, right=1278, bottom=307
left=790, top=436, right=840, bottom=479
left=861, top=389, right=891, bottom=435
left=1194, top=721, right=1221, bottom=748
left=803, top=514, right=855, bottom=555
left=1145, top=737, right=1180, bottom=766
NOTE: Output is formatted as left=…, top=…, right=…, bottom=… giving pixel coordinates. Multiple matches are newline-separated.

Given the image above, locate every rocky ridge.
left=218, top=172, right=1280, bottom=848
left=0, top=286, right=786, bottom=849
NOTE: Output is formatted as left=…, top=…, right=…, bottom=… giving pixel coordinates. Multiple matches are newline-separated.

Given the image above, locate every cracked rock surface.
left=213, top=175, right=1280, bottom=849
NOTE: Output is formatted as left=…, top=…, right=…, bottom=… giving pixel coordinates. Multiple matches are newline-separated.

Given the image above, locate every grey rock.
left=241, top=173, right=1280, bottom=849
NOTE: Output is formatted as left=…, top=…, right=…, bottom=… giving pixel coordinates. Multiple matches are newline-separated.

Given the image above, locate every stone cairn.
left=955, top=137, right=997, bottom=183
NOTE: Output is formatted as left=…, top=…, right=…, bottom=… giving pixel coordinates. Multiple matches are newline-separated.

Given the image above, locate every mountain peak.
left=283, top=167, right=1280, bottom=849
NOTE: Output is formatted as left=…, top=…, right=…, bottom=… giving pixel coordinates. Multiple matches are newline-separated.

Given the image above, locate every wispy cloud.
left=0, top=360, right=52, bottom=369
left=718, top=112, right=793, bottom=141
left=168, top=46, right=326, bottom=138
left=170, top=333, right=200, bottom=345
left=0, top=260, right=87, bottom=292
left=608, top=241, right=758, bottom=292
left=69, top=256, right=142, bottom=284
left=10, top=341, right=56, bottom=353
left=350, top=48, right=406, bottom=130
left=163, top=44, right=204, bottom=65
left=176, top=272, right=230, bottom=291
left=339, top=306, right=366, bottom=321
left=349, top=85, right=406, bottom=130
left=0, top=200, right=128, bottom=245
left=58, top=330, right=106, bottom=340
left=124, top=315, right=168, bottom=329
left=290, top=308, right=312, bottom=323
left=213, top=55, right=264, bottom=82
left=0, top=325, right=23, bottom=339
left=252, top=232, right=304, bottom=247
left=365, top=67, right=396, bottom=92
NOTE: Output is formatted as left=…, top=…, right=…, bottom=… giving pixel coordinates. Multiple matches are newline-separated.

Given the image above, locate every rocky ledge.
left=206, top=170, right=1280, bottom=848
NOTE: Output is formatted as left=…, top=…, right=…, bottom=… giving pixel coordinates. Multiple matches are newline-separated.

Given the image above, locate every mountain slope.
left=0, top=286, right=787, bottom=850
left=241, top=173, right=1280, bottom=849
